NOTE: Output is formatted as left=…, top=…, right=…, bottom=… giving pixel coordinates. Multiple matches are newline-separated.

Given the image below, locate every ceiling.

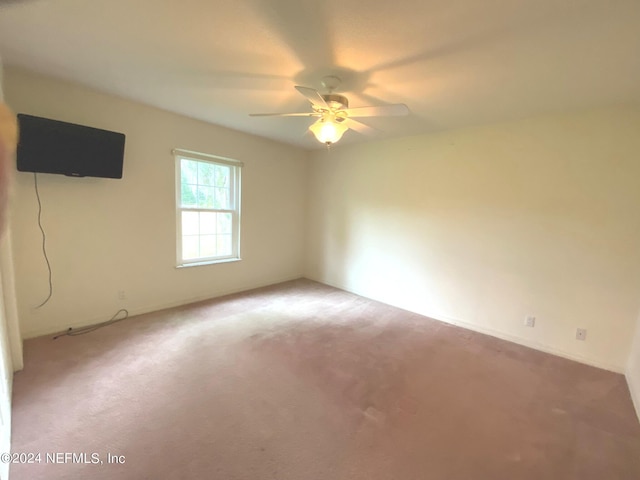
left=0, top=0, right=639, bottom=150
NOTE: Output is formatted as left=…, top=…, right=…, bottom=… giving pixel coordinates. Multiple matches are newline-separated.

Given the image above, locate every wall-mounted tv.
left=16, top=114, right=126, bottom=179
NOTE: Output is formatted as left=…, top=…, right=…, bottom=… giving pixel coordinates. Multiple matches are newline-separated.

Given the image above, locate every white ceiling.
left=1, top=0, right=639, bottom=149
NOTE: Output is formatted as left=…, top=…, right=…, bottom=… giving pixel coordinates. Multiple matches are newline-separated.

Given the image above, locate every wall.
left=306, top=106, right=640, bottom=372
left=628, top=310, right=640, bottom=420
left=4, top=67, right=308, bottom=338
left=0, top=59, right=21, bottom=480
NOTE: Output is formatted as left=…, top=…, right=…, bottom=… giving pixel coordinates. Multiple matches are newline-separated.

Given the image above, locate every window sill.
left=176, top=257, right=241, bottom=269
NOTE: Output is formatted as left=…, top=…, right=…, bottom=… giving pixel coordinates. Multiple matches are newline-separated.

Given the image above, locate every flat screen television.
left=16, top=114, right=126, bottom=179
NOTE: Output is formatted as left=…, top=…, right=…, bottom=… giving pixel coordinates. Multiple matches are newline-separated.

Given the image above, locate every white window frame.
left=173, top=148, right=243, bottom=267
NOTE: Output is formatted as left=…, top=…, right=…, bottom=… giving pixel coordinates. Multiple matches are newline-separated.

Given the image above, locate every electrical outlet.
left=576, top=328, right=587, bottom=341
left=524, top=315, right=536, bottom=327
left=117, top=290, right=126, bottom=300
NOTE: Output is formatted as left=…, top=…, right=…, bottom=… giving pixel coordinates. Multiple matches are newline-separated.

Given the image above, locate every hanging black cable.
left=34, top=172, right=53, bottom=308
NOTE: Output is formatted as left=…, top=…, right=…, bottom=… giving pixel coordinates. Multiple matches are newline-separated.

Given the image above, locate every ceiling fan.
left=250, top=75, right=409, bottom=146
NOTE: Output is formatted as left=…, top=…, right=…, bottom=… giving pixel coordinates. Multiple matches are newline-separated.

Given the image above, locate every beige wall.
left=306, top=106, right=640, bottom=372
left=4, top=68, right=308, bottom=338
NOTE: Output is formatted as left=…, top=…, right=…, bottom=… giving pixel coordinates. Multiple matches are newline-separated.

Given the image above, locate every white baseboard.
left=25, top=274, right=627, bottom=375
left=429, top=310, right=624, bottom=374
left=22, top=274, right=304, bottom=339
left=312, top=277, right=625, bottom=374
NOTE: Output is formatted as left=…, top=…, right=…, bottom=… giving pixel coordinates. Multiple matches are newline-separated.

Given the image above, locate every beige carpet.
left=10, top=279, right=640, bottom=479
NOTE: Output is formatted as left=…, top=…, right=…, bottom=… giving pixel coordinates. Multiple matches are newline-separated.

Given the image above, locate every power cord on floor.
left=52, top=309, right=129, bottom=340
left=34, top=172, right=53, bottom=309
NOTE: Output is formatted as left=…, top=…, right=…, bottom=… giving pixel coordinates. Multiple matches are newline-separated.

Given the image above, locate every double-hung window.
left=174, top=149, right=242, bottom=267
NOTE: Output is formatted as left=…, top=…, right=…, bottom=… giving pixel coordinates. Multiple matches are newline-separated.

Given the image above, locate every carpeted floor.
left=9, top=279, right=640, bottom=479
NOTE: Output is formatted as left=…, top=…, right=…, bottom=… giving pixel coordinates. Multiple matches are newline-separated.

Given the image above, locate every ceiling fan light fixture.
left=250, top=78, right=409, bottom=146
left=309, top=116, right=348, bottom=145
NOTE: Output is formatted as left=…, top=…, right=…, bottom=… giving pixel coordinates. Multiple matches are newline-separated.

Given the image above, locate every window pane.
left=182, top=235, right=199, bottom=260
left=214, top=187, right=230, bottom=209
left=197, top=186, right=215, bottom=208
left=214, top=165, right=230, bottom=188
left=217, top=212, right=232, bottom=234
left=217, top=234, right=232, bottom=256
left=181, top=182, right=197, bottom=207
left=200, top=212, right=217, bottom=234
left=200, top=235, right=216, bottom=257
left=181, top=159, right=198, bottom=184
left=198, top=161, right=216, bottom=186
left=177, top=154, right=240, bottom=265
left=182, top=211, right=199, bottom=235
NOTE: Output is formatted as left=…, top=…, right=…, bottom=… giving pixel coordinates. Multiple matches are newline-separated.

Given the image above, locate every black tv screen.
left=16, top=114, right=126, bottom=179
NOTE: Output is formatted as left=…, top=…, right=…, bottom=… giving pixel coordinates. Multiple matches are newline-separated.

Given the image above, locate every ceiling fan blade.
left=343, top=118, right=377, bottom=135
left=295, top=86, right=329, bottom=109
left=344, top=103, right=409, bottom=118
left=250, top=112, right=320, bottom=117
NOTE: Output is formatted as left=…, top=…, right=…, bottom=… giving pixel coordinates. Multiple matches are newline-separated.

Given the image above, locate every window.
left=174, top=149, right=242, bottom=267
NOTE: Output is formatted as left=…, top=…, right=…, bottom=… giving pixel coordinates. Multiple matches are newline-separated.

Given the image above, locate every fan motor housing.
left=322, top=94, right=349, bottom=110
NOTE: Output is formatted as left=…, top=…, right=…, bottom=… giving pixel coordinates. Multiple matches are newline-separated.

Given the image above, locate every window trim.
left=174, top=149, right=242, bottom=267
